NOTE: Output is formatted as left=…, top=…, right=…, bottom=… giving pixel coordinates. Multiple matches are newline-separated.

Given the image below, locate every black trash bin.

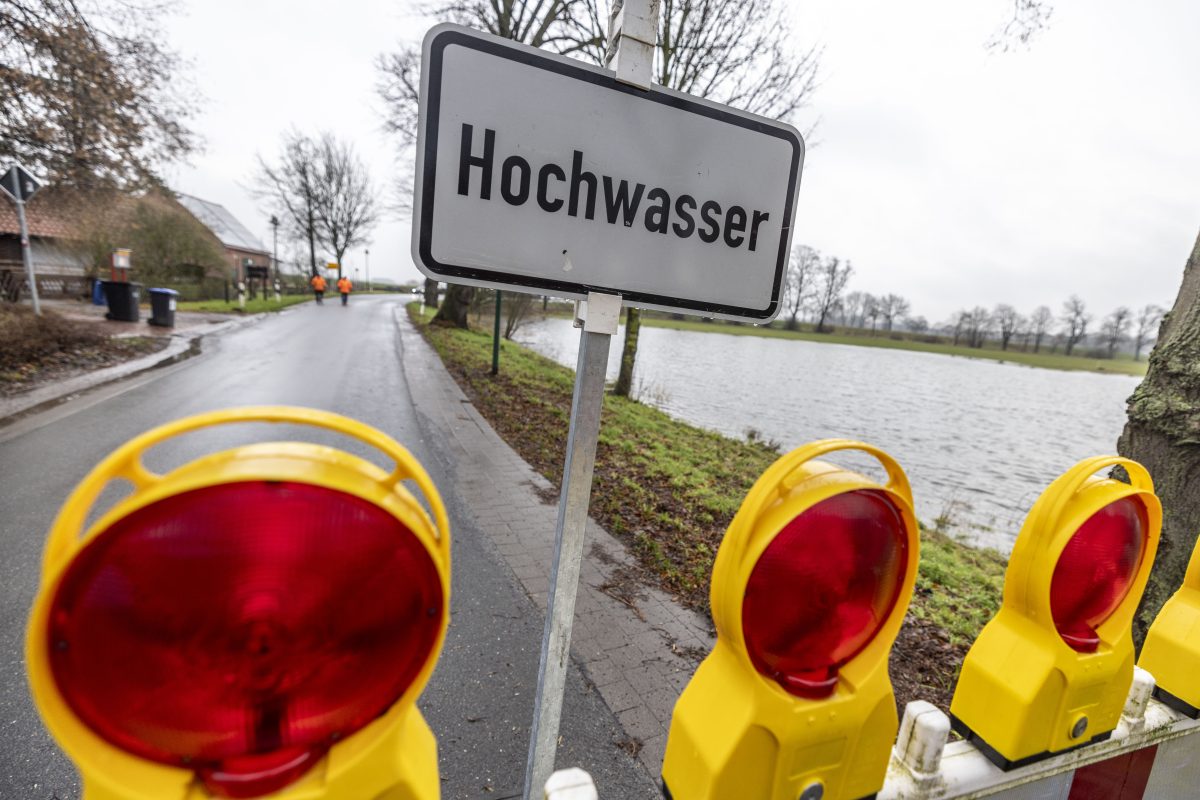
left=148, top=288, right=178, bottom=327
left=102, top=281, right=142, bottom=322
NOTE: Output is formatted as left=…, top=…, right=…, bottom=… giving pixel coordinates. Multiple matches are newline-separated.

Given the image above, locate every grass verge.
left=175, top=295, right=312, bottom=313
left=411, top=306, right=1008, bottom=710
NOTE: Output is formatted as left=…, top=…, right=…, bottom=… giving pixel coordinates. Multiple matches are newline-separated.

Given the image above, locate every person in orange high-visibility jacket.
left=337, top=276, right=352, bottom=306
left=310, top=273, right=327, bottom=304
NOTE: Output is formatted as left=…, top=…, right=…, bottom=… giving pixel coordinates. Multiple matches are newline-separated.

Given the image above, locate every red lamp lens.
left=47, top=481, right=444, bottom=798
left=1050, top=497, right=1147, bottom=653
left=741, top=489, right=908, bottom=699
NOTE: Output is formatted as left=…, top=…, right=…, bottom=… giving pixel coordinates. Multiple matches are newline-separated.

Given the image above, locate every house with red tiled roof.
left=1, top=188, right=268, bottom=300
left=0, top=190, right=89, bottom=278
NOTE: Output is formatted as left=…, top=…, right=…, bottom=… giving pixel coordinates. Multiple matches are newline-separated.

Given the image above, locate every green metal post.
left=492, top=290, right=502, bottom=375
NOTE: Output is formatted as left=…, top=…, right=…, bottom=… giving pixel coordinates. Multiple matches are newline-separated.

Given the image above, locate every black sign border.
left=417, top=28, right=803, bottom=321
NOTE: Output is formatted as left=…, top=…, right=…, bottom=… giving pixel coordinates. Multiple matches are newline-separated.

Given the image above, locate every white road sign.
left=412, top=24, right=805, bottom=322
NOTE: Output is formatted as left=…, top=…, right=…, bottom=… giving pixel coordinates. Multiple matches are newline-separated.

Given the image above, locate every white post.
left=521, top=5, right=658, bottom=797
left=11, top=166, right=41, bottom=316
left=605, top=0, right=660, bottom=88
left=545, top=768, right=599, bottom=800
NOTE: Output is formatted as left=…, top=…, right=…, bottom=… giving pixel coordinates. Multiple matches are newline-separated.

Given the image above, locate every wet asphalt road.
left=0, top=296, right=657, bottom=799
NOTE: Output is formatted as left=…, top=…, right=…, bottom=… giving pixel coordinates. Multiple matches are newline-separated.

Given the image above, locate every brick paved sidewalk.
left=396, top=307, right=714, bottom=777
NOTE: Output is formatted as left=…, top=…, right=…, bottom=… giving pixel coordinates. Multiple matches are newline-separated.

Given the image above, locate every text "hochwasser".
left=456, top=124, right=773, bottom=252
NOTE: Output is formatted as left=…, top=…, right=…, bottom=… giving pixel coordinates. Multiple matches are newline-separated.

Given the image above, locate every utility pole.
left=270, top=215, right=279, bottom=282
left=365, top=248, right=371, bottom=292
left=270, top=215, right=281, bottom=302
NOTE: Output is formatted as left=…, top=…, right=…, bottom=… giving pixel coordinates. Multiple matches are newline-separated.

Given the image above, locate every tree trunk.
left=614, top=307, right=641, bottom=398
left=432, top=283, right=474, bottom=328
left=1118, top=227, right=1200, bottom=644
left=423, top=278, right=439, bottom=308
left=307, top=223, right=317, bottom=277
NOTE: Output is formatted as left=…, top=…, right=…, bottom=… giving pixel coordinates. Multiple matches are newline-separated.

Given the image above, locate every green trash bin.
left=102, top=281, right=142, bottom=322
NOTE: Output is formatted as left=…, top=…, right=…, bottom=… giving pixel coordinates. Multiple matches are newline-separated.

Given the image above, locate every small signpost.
left=111, top=248, right=132, bottom=282
left=1, top=163, right=44, bottom=315
left=413, top=7, right=804, bottom=798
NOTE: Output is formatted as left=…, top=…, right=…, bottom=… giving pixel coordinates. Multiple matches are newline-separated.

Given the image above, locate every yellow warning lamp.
left=662, top=440, right=920, bottom=800
left=1138, top=535, right=1200, bottom=718
left=26, top=406, right=451, bottom=800
left=950, top=456, right=1161, bottom=770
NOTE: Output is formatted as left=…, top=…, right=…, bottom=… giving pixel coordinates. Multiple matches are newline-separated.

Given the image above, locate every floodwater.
left=514, top=318, right=1142, bottom=553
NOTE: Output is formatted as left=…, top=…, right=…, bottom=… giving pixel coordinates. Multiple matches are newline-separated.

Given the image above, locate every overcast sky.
left=162, top=0, right=1200, bottom=324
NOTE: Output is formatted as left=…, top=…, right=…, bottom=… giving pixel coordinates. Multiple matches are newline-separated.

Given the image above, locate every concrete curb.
left=0, top=313, right=265, bottom=425
left=395, top=307, right=714, bottom=777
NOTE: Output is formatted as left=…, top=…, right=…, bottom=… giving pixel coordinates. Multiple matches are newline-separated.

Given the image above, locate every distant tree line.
left=939, top=297, right=1163, bottom=360
left=780, top=243, right=1165, bottom=360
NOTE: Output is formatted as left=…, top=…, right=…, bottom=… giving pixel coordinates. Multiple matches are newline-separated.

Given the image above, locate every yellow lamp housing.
left=662, top=440, right=920, bottom=800
left=26, top=406, right=451, bottom=800
left=949, top=456, right=1161, bottom=770
left=1138, top=534, right=1200, bottom=718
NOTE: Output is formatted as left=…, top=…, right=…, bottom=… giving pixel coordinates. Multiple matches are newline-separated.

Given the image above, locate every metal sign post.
left=520, top=7, right=660, bottom=798
left=410, top=1, right=803, bottom=794
left=2, top=164, right=43, bottom=316
left=522, top=292, right=622, bottom=800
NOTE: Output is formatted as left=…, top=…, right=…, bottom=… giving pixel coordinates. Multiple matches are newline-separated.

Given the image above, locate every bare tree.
left=503, top=292, right=535, bottom=339
left=988, top=0, right=1054, bottom=51
left=964, top=306, right=992, bottom=349
left=1099, top=306, right=1132, bottom=359
left=1060, top=295, right=1090, bottom=356
left=863, top=294, right=882, bottom=334
left=1, top=0, right=197, bottom=189
left=648, top=0, right=820, bottom=124
left=1120, top=230, right=1200, bottom=641
left=1133, top=304, right=1164, bottom=360
left=377, top=1, right=595, bottom=146
left=840, top=290, right=867, bottom=329
left=904, top=315, right=929, bottom=335
left=313, top=134, right=379, bottom=281
left=878, top=293, right=911, bottom=332
left=254, top=132, right=324, bottom=277
left=783, top=244, right=819, bottom=330
left=813, top=257, right=852, bottom=333
left=949, top=310, right=967, bottom=346
left=1029, top=305, right=1053, bottom=352
left=993, top=304, right=1020, bottom=351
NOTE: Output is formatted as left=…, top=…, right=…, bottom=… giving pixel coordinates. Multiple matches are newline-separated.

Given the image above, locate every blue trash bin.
left=91, top=279, right=105, bottom=306
left=148, top=288, right=178, bottom=327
